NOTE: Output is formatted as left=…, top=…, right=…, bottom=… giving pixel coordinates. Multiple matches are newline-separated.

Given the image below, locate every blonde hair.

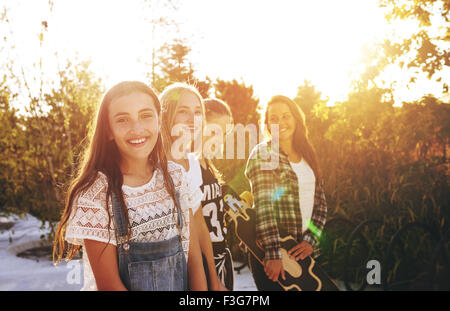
left=159, top=82, right=223, bottom=183
left=159, top=82, right=205, bottom=154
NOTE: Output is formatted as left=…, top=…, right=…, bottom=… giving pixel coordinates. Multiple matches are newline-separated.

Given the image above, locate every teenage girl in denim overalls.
left=53, top=81, right=207, bottom=291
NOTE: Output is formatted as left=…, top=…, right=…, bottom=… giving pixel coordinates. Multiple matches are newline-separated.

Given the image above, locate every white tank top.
left=289, top=159, right=316, bottom=233
left=186, top=153, right=203, bottom=214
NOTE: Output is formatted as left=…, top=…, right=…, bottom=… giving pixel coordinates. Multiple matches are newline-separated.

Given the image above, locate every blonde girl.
left=159, top=83, right=226, bottom=290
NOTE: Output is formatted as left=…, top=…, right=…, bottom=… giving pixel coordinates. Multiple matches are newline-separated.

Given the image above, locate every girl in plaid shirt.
left=245, top=95, right=328, bottom=291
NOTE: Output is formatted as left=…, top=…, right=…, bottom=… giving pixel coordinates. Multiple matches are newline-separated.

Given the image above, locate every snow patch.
left=0, top=213, right=257, bottom=291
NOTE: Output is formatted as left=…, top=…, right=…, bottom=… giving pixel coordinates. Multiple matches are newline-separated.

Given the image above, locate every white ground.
left=0, top=214, right=257, bottom=291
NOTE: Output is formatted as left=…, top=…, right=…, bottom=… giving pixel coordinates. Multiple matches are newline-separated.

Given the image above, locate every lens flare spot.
left=272, top=187, right=285, bottom=201
left=307, top=221, right=322, bottom=239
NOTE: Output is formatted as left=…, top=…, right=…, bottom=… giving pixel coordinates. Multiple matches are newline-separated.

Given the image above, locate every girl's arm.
left=83, top=239, right=127, bottom=291
left=245, top=146, right=285, bottom=282
left=288, top=180, right=328, bottom=261
left=245, top=148, right=282, bottom=261
left=187, top=208, right=208, bottom=291
left=302, top=179, right=328, bottom=249
left=194, top=208, right=226, bottom=291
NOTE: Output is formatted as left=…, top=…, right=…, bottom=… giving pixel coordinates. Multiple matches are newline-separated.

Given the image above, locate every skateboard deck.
left=224, top=191, right=340, bottom=291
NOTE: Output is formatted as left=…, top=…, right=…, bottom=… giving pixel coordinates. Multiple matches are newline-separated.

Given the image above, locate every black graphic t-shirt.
left=200, top=165, right=227, bottom=248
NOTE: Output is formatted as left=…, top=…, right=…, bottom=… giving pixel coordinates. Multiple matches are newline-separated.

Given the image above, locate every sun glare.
left=3, top=0, right=446, bottom=108
left=51, top=0, right=152, bottom=88
left=183, top=0, right=392, bottom=105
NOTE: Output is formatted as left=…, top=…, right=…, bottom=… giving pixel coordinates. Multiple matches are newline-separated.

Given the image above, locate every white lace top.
left=65, top=161, right=203, bottom=291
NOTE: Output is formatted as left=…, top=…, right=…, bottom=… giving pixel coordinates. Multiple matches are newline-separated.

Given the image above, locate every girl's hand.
left=287, top=241, right=313, bottom=261
left=264, top=259, right=286, bottom=282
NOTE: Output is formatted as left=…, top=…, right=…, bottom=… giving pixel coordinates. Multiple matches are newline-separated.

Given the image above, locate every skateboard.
left=223, top=191, right=340, bottom=291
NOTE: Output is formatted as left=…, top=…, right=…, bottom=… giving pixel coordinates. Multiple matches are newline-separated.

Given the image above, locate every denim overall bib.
left=111, top=192, right=188, bottom=291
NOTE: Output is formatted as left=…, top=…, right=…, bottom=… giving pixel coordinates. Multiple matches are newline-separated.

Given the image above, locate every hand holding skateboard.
left=288, top=241, right=314, bottom=261
left=223, top=190, right=340, bottom=291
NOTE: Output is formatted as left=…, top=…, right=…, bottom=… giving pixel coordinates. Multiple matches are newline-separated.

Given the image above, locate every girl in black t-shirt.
left=198, top=98, right=235, bottom=290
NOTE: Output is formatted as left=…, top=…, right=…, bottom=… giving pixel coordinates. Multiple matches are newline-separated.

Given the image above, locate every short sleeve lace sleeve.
left=65, top=172, right=116, bottom=246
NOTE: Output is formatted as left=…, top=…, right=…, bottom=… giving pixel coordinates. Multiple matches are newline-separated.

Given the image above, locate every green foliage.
left=362, top=0, right=450, bottom=92
left=151, top=39, right=212, bottom=96
left=0, top=79, right=22, bottom=216
left=0, top=61, right=103, bottom=229
left=214, top=79, right=260, bottom=126
left=293, top=80, right=333, bottom=141
left=152, top=39, right=195, bottom=92
left=212, top=79, right=261, bottom=192
left=311, top=85, right=448, bottom=289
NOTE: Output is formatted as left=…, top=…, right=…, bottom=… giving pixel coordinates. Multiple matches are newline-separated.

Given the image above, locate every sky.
left=1, top=0, right=448, bottom=109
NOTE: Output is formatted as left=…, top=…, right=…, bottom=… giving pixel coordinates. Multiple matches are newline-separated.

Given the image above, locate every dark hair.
left=265, top=95, right=322, bottom=182
left=203, top=98, right=234, bottom=184
left=53, top=81, right=181, bottom=264
left=204, top=98, right=233, bottom=121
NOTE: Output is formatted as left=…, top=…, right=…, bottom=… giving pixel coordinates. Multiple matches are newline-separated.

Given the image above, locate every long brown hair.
left=265, top=95, right=322, bottom=182
left=53, top=81, right=181, bottom=264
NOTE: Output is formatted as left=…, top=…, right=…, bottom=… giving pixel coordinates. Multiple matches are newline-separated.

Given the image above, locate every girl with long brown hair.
left=245, top=95, right=328, bottom=291
left=53, top=81, right=206, bottom=291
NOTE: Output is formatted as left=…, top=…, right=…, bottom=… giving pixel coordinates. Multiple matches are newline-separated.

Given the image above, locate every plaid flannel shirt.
left=244, top=141, right=328, bottom=261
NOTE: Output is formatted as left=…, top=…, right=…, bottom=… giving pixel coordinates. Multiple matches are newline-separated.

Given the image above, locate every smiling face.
left=108, top=91, right=159, bottom=163
left=267, top=101, right=297, bottom=142
left=172, top=91, right=203, bottom=145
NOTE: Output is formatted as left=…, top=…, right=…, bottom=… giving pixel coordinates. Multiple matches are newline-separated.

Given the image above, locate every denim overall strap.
left=164, top=166, right=184, bottom=231
left=111, top=189, right=188, bottom=290
left=174, top=191, right=184, bottom=230
left=111, top=192, right=130, bottom=250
